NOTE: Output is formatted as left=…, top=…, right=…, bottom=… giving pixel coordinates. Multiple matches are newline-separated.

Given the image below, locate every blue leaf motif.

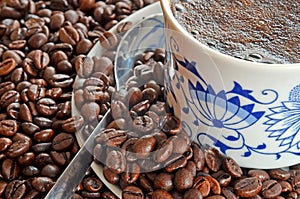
left=228, top=96, right=241, bottom=107
left=243, top=151, right=251, bottom=157
left=182, top=107, right=189, bottom=114
left=224, top=135, right=239, bottom=141
left=256, top=143, right=266, bottom=150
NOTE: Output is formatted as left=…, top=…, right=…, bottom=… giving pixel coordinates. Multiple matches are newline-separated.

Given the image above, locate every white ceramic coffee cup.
left=160, top=0, right=300, bottom=169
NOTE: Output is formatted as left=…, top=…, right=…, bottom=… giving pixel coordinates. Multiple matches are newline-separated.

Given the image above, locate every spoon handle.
left=44, top=111, right=112, bottom=199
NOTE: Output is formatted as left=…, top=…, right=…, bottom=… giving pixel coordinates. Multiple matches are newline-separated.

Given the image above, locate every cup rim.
left=160, top=0, right=300, bottom=69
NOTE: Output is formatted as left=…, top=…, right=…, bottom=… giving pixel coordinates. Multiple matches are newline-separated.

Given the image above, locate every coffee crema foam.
left=172, top=0, right=300, bottom=64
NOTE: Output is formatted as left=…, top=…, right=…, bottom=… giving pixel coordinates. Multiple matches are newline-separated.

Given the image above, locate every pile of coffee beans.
left=1, top=0, right=300, bottom=199
left=0, top=0, right=157, bottom=198
left=90, top=51, right=300, bottom=199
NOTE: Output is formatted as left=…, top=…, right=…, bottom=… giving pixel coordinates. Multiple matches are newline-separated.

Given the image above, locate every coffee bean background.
left=1, top=0, right=300, bottom=199
left=0, top=0, right=157, bottom=198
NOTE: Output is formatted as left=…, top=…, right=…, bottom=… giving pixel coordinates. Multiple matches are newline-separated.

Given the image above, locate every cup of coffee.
left=160, top=0, right=300, bottom=169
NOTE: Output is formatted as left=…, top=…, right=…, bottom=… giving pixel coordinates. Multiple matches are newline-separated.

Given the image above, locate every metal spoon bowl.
left=45, top=3, right=164, bottom=198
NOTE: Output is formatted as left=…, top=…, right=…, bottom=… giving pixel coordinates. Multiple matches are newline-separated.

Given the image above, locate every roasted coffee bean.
left=61, top=116, right=84, bottom=133
left=132, top=135, right=156, bottom=159
left=80, top=102, right=100, bottom=122
left=0, top=81, right=15, bottom=96
left=0, top=119, right=18, bottom=138
left=21, top=122, right=40, bottom=135
left=27, top=84, right=46, bottom=101
left=223, top=157, right=243, bottom=178
left=153, top=172, right=173, bottom=191
left=28, top=33, right=48, bottom=49
left=103, top=165, right=120, bottom=184
left=261, top=179, right=282, bottom=198
left=183, top=188, right=203, bottom=199
left=234, top=177, right=262, bottom=198
left=0, top=90, right=20, bottom=108
left=52, top=132, right=74, bottom=151
left=132, top=115, right=155, bottom=134
left=292, top=174, right=300, bottom=193
left=121, top=163, right=140, bottom=184
left=17, top=152, right=35, bottom=166
left=6, top=138, right=31, bottom=158
left=31, top=177, right=54, bottom=192
left=204, top=147, right=223, bottom=172
left=18, top=103, right=32, bottom=122
left=278, top=180, right=292, bottom=193
left=122, top=185, right=144, bottom=199
left=34, top=117, right=53, bottom=128
left=0, top=58, right=16, bottom=76
left=106, top=150, right=126, bottom=174
left=269, top=168, right=291, bottom=181
left=59, top=25, right=80, bottom=46
left=0, top=137, right=12, bottom=152
left=33, top=129, right=55, bottom=142
left=31, top=142, right=52, bottom=153
left=41, top=164, right=60, bottom=178
left=82, top=176, right=103, bottom=192
left=36, top=98, right=58, bottom=117
left=4, top=180, right=26, bottom=199
left=27, top=49, right=50, bottom=70
left=117, top=21, right=133, bottom=33
left=248, top=169, right=270, bottom=182
left=165, top=155, right=187, bottom=173
left=151, top=189, right=173, bottom=199
left=99, top=31, right=118, bottom=49
left=174, top=168, right=193, bottom=191
left=154, top=138, right=173, bottom=163
left=22, top=165, right=40, bottom=177
left=49, top=74, right=73, bottom=88
left=193, top=175, right=211, bottom=197
left=161, top=114, right=181, bottom=135
left=2, top=158, right=20, bottom=180
left=95, top=128, right=128, bottom=147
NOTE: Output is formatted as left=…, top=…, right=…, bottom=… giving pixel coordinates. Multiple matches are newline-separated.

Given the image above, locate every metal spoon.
left=45, top=13, right=164, bottom=199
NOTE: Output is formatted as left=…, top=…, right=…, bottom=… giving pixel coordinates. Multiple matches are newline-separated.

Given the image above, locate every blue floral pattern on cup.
left=165, top=36, right=300, bottom=161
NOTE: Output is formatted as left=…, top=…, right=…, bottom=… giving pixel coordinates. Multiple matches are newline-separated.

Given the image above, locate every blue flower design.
left=188, top=81, right=265, bottom=131
left=265, top=102, right=300, bottom=149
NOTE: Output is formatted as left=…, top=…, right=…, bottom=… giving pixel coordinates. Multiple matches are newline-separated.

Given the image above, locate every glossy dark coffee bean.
left=154, top=137, right=173, bottom=163
left=106, top=150, right=126, bottom=174
left=193, top=175, right=211, bottom=197
left=132, top=135, right=156, bottom=159
left=269, top=168, right=291, bottom=181
left=31, top=142, right=52, bottom=153
left=0, top=81, right=15, bottom=96
left=161, top=114, right=181, bottom=135
left=223, top=157, right=243, bottom=178
left=183, top=188, right=203, bottom=199
left=22, top=165, right=40, bottom=177
left=50, top=150, right=71, bottom=166
left=261, top=179, right=282, bottom=198
left=0, top=137, right=12, bottom=152
left=36, top=98, right=58, bottom=117
left=31, top=177, right=55, bottom=192
left=17, top=152, right=35, bottom=166
left=153, top=172, right=173, bottom=191
left=234, top=177, right=262, bottom=198
left=103, top=165, right=120, bottom=185
left=152, top=189, right=173, bottom=199
left=204, top=147, right=223, bottom=172
left=95, top=128, right=128, bottom=147
left=0, top=58, right=16, bottom=76
left=19, top=103, right=32, bottom=122
left=132, top=115, right=155, bottom=134
left=33, top=129, right=55, bottom=142
left=34, top=117, right=53, bottom=128
left=122, top=185, right=144, bottom=199
left=52, top=132, right=74, bottom=151
left=61, top=116, right=84, bottom=133
left=0, top=90, right=20, bottom=108
left=4, top=180, right=26, bottom=199
left=41, top=164, right=61, bottom=178
left=21, top=122, right=40, bottom=135
left=49, top=74, right=73, bottom=88
left=174, top=168, right=193, bottom=191
left=6, top=138, right=31, bottom=158
left=2, top=158, right=20, bottom=180
left=248, top=169, right=270, bottom=182
left=59, top=25, right=80, bottom=46
left=99, top=31, right=118, bottom=49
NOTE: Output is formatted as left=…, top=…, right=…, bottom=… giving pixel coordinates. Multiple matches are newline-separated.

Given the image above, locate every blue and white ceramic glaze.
left=160, top=0, right=300, bottom=169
